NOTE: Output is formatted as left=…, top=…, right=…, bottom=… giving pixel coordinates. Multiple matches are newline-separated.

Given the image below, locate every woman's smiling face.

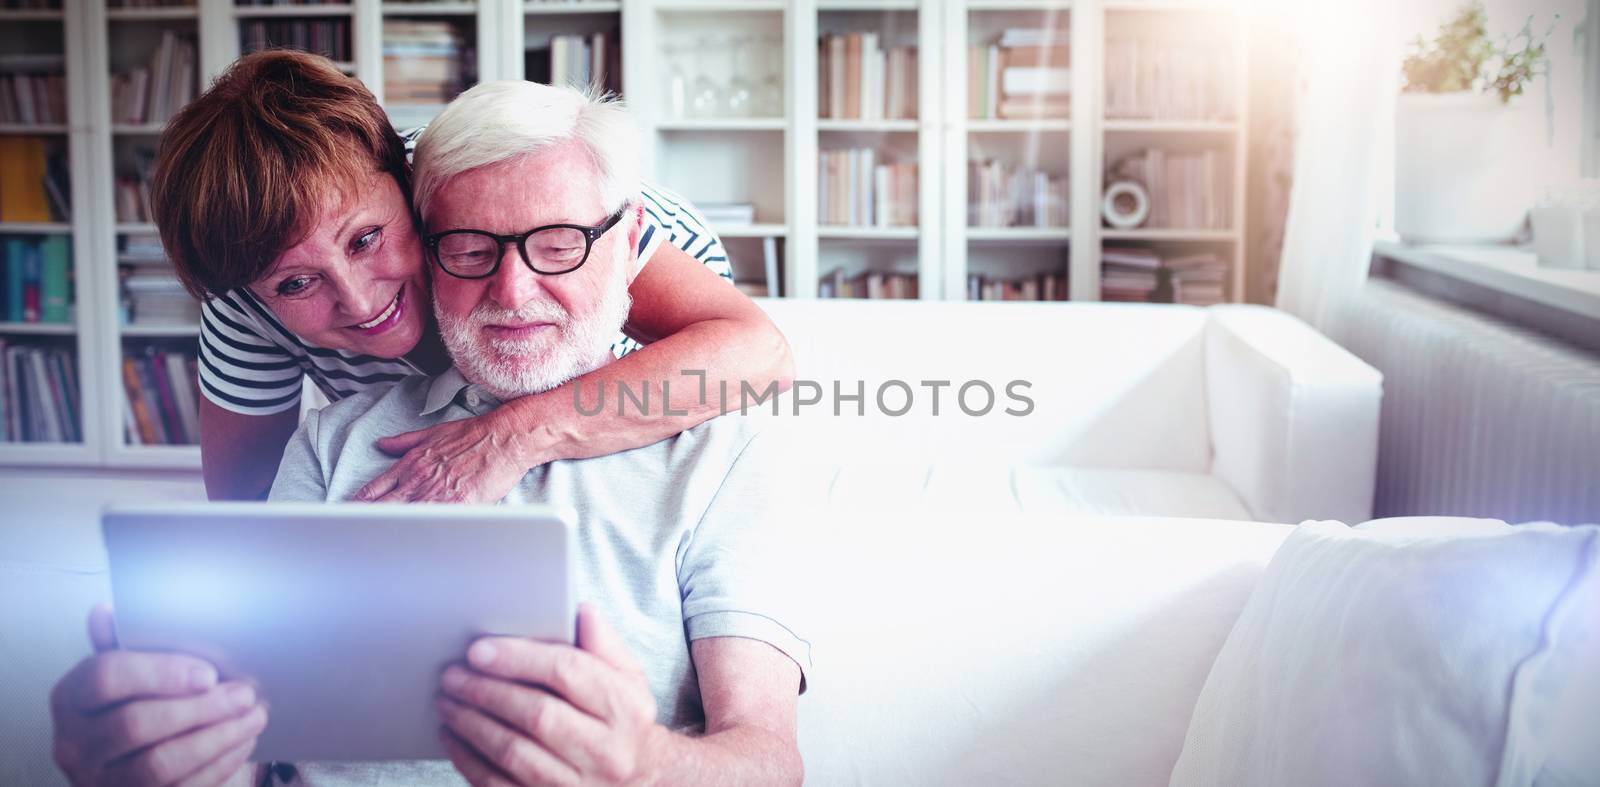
left=249, top=170, right=429, bottom=358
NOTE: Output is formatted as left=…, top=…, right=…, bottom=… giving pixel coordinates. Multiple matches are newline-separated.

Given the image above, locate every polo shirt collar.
left=422, top=367, right=474, bottom=416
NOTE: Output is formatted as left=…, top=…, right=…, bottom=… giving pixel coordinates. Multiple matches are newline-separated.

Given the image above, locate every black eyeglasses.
left=425, top=205, right=627, bottom=279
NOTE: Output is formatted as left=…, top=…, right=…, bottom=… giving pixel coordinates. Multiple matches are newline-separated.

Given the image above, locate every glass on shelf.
left=724, top=35, right=756, bottom=118
left=662, top=41, right=689, bottom=119
left=688, top=34, right=722, bottom=118
left=757, top=33, right=783, bottom=118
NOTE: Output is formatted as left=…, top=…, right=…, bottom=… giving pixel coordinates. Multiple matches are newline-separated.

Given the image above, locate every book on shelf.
left=0, top=339, right=79, bottom=444
left=1100, top=246, right=1227, bottom=305
left=1, top=0, right=64, bottom=9
left=121, top=268, right=199, bottom=326
left=1105, top=36, right=1234, bottom=121
left=819, top=268, right=918, bottom=300
left=108, top=0, right=193, bottom=7
left=966, top=270, right=1069, bottom=302
left=0, top=53, right=66, bottom=125
left=242, top=19, right=351, bottom=62
left=527, top=31, right=618, bottom=94
left=1, top=235, right=72, bottom=324
left=114, top=147, right=157, bottom=224
left=0, top=134, right=68, bottom=222
left=121, top=346, right=199, bottom=446
left=969, top=29, right=1070, bottom=120
left=968, top=159, right=1067, bottom=229
left=384, top=19, right=472, bottom=106
left=1109, top=148, right=1230, bottom=230
left=696, top=202, right=756, bottom=227
left=818, top=32, right=916, bottom=121
left=818, top=148, right=917, bottom=228
left=110, top=30, right=196, bottom=126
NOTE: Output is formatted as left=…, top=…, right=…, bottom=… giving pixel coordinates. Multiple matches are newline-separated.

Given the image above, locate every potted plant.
left=1395, top=1, right=1554, bottom=243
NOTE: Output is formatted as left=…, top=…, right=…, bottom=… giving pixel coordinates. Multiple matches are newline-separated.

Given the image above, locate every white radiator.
left=1331, top=280, right=1600, bottom=525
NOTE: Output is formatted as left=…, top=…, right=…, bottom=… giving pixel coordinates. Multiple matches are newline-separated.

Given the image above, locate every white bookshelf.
left=4, top=0, right=1249, bottom=469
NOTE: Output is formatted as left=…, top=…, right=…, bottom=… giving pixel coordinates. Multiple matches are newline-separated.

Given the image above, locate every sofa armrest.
left=1204, top=305, right=1382, bottom=523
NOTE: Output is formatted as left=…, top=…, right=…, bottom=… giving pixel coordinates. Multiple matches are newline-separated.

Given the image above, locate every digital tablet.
left=101, top=502, right=574, bottom=762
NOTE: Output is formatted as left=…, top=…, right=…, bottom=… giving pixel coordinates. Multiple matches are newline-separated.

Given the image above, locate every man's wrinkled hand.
left=437, top=603, right=664, bottom=787
left=355, top=412, right=528, bottom=503
left=50, top=605, right=268, bottom=787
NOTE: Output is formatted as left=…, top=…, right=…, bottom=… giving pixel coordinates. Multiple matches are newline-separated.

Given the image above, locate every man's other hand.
left=49, top=605, right=269, bottom=787
left=437, top=602, right=665, bottom=787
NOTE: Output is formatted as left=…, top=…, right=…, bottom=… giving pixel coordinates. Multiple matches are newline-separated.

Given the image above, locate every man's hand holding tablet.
left=50, top=605, right=268, bottom=787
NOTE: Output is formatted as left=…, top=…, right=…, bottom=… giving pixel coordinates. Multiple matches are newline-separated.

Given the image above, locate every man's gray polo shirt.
left=267, top=368, right=811, bottom=783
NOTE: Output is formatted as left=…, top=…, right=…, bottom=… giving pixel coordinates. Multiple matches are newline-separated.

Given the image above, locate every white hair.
left=412, top=80, right=643, bottom=219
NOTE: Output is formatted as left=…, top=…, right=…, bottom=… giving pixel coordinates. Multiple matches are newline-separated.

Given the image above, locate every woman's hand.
left=354, top=411, right=534, bottom=503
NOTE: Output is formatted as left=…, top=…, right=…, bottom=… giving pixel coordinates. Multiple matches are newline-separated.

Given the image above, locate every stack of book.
left=0, top=54, right=66, bottom=125
left=242, top=18, right=351, bottom=62
left=818, top=33, right=917, bottom=120
left=967, top=270, right=1069, bottom=301
left=113, top=148, right=156, bottom=224
left=121, top=268, right=197, bottom=326
left=1101, top=246, right=1161, bottom=302
left=1, top=236, right=72, bottom=324
left=1105, top=36, right=1234, bottom=121
left=527, top=32, right=617, bottom=94
left=109, top=30, right=196, bottom=126
left=0, top=135, right=70, bottom=222
left=121, top=346, right=200, bottom=446
left=1165, top=251, right=1227, bottom=306
left=819, top=268, right=918, bottom=300
left=696, top=202, right=755, bottom=227
left=0, top=340, right=79, bottom=443
left=1100, top=246, right=1229, bottom=304
left=819, top=148, right=917, bottom=228
left=1109, top=148, right=1229, bottom=230
left=968, top=159, right=1067, bottom=228
left=969, top=28, right=1070, bottom=120
left=383, top=20, right=471, bottom=107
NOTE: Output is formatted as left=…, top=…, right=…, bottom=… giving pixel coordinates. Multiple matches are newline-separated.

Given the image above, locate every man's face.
left=425, top=143, right=641, bottom=398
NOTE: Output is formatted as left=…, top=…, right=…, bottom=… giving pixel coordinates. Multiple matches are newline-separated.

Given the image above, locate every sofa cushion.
left=811, top=462, right=1253, bottom=520
left=1170, top=517, right=1600, bottom=787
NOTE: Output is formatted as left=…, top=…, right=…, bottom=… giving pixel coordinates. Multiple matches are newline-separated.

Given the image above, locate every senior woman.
left=151, top=50, right=791, bottom=501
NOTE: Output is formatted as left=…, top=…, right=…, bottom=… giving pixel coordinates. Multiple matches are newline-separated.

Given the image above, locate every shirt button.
left=465, top=391, right=481, bottom=408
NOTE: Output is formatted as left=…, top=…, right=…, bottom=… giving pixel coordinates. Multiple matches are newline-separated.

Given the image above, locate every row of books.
left=0, top=54, right=67, bottom=125
left=110, top=31, right=197, bottom=126
left=242, top=19, right=351, bottom=62
left=1104, top=37, right=1235, bottom=121
left=1, top=236, right=72, bottom=324
left=383, top=19, right=471, bottom=106
left=114, top=148, right=156, bottom=224
left=110, top=0, right=192, bottom=7
left=1, top=341, right=79, bottom=443
left=819, top=268, right=919, bottom=300
left=818, top=33, right=917, bottom=121
left=234, top=0, right=339, bottom=6
left=2, top=0, right=61, bottom=8
left=527, top=32, right=617, bottom=95
left=818, top=148, right=918, bottom=228
left=968, top=159, right=1068, bottom=228
left=1109, top=148, right=1230, bottom=230
left=1101, top=246, right=1227, bottom=305
left=122, top=348, right=200, bottom=446
left=967, top=271, right=1070, bottom=302
left=0, top=135, right=71, bottom=222
left=968, top=28, right=1070, bottom=120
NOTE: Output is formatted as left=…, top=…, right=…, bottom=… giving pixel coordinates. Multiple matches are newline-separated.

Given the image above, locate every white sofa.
left=0, top=300, right=1383, bottom=785
left=753, top=300, right=1382, bottom=524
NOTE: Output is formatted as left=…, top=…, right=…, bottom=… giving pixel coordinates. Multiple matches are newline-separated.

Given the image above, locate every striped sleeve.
left=635, top=182, right=734, bottom=283
left=198, top=295, right=305, bottom=416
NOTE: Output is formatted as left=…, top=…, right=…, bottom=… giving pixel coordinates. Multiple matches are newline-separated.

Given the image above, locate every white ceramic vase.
left=1394, top=91, right=1544, bottom=244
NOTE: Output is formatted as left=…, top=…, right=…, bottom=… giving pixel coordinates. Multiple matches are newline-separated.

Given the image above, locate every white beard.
left=435, top=251, right=633, bottom=400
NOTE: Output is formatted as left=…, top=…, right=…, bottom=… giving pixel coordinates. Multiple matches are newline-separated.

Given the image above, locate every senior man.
left=48, top=81, right=808, bottom=787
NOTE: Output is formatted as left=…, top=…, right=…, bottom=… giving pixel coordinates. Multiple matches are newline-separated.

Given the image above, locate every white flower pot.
left=1394, top=92, right=1543, bottom=244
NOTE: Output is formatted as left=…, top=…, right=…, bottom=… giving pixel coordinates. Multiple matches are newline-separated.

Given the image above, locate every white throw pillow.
left=1169, top=517, right=1599, bottom=787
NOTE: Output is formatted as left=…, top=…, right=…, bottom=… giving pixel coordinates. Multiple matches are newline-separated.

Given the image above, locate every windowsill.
left=1371, top=239, right=1600, bottom=354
